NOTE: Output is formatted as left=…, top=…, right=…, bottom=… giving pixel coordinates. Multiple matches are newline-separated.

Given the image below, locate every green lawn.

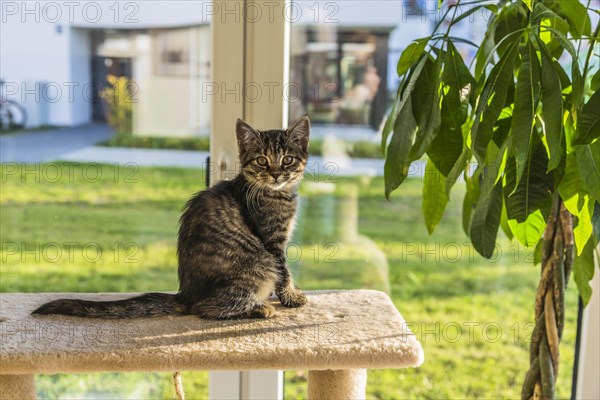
left=98, top=133, right=384, bottom=159
left=1, top=163, right=577, bottom=399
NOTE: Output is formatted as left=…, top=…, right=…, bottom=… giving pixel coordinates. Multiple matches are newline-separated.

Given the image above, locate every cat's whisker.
left=258, top=182, right=267, bottom=203
left=243, top=181, right=252, bottom=211
left=246, top=181, right=257, bottom=213
left=247, top=180, right=264, bottom=214
left=255, top=182, right=263, bottom=211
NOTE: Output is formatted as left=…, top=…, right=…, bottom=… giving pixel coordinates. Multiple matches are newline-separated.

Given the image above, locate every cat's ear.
left=236, top=118, right=260, bottom=150
left=287, top=116, right=310, bottom=150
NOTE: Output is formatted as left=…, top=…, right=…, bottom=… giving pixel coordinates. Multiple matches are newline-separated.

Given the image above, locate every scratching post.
left=1, top=290, right=423, bottom=396
left=0, top=375, right=36, bottom=400
left=308, top=369, right=367, bottom=400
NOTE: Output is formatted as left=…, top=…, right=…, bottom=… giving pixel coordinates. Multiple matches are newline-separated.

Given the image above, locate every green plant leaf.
left=523, top=0, right=533, bottom=12
left=444, top=147, right=472, bottom=194
left=423, top=160, right=450, bottom=234
left=445, top=36, right=480, bottom=48
left=381, top=101, right=398, bottom=156
left=428, top=119, right=464, bottom=177
left=553, top=58, right=572, bottom=90
left=470, top=181, right=503, bottom=258
left=508, top=209, right=547, bottom=247
left=569, top=194, right=594, bottom=256
left=558, top=146, right=595, bottom=255
left=558, top=151, right=585, bottom=196
left=494, top=4, right=527, bottom=57
left=505, top=131, right=552, bottom=248
left=574, top=90, right=600, bottom=145
left=536, top=37, right=564, bottom=171
left=381, top=55, right=429, bottom=185
left=512, top=40, right=541, bottom=188
left=541, top=26, right=583, bottom=108
left=531, top=2, right=564, bottom=24
left=504, top=143, right=554, bottom=223
left=398, top=56, right=430, bottom=112
left=451, top=4, right=498, bottom=26
left=442, top=40, right=475, bottom=123
left=575, top=140, right=600, bottom=202
left=475, top=14, right=498, bottom=80
left=564, top=111, right=577, bottom=150
left=560, top=150, right=595, bottom=255
left=547, top=148, right=598, bottom=274
left=463, top=168, right=481, bottom=235
left=546, top=0, right=591, bottom=39
left=592, top=69, right=600, bottom=92
left=384, top=97, right=418, bottom=199
left=383, top=56, right=428, bottom=158
left=410, top=56, right=442, bottom=161
left=397, top=39, right=428, bottom=78
left=427, top=41, right=473, bottom=176
left=532, top=3, right=570, bottom=58
left=536, top=25, right=578, bottom=63
left=428, top=123, right=463, bottom=178
left=472, top=40, right=519, bottom=162
left=573, top=237, right=596, bottom=306
left=480, top=137, right=510, bottom=201
left=500, top=200, right=514, bottom=240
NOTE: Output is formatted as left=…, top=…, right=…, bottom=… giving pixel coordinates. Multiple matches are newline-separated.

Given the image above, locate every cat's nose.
left=271, top=172, right=282, bottom=181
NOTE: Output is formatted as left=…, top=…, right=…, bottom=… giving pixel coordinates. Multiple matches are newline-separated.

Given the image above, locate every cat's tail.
left=31, top=292, right=185, bottom=319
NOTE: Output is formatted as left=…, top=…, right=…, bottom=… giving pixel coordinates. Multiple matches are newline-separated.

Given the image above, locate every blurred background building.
left=0, top=0, right=484, bottom=137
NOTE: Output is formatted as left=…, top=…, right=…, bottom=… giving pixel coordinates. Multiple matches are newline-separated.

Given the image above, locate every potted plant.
left=382, top=1, right=598, bottom=398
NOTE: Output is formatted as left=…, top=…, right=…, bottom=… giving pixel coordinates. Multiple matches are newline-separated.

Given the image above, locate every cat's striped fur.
left=32, top=117, right=310, bottom=319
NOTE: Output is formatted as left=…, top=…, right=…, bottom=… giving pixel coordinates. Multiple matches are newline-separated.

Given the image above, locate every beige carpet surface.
left=0, top=290, right=424, bottom=374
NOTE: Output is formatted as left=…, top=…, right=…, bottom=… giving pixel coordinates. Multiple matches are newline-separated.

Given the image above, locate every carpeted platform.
left=0, top=290, right=423, bottom=375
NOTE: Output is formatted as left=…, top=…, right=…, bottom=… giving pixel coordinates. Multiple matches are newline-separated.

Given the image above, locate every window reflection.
left=290, top=26, right=389, bottom=130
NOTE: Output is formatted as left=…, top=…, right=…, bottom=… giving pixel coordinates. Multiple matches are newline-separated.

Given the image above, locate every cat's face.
left=236, top=117, right=310, bottom=191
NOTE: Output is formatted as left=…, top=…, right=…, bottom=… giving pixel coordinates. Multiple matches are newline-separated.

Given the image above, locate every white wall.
left=69, top=28, right=92, bottom=125
left=0, top=5, right=93, bottom=125
left=0, top=0, right=212, bottom=127
left=1, top=0, right=461, bottom=130
left=134, top=26, right=211, bottom=137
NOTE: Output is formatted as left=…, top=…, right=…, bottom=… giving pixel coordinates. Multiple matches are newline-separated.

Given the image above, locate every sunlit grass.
left=0, top=163, right=576, bottom=399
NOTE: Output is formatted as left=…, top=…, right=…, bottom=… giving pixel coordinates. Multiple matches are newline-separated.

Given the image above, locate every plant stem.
left=582, top=21, right=600, bottom=84
left=576, top=0, right=591, bottom=58
left=431, top=0, right=460, bottom=38
left=444, top=0, right=461, bottom=47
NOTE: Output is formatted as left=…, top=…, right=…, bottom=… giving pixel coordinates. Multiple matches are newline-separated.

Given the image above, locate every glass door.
left=283, top=1, right=577, bottom=399
left=285, top=0, right=577, bottom=399
left=1, top=0, right=286, bottom=398
left=1, top=0, right=583, bottom=398
left=1, top=1, right=216, bottom=398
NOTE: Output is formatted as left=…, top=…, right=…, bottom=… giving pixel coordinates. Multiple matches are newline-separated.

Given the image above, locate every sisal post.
left=0, top=374, right=36, bottom=400
left=307, top=369, right=367, bottom=400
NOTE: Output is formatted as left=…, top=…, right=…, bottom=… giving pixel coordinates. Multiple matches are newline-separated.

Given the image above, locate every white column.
left=209, top=1, right=289, bottom=399
left=575, top=245, right=600, bottom=399
left=209, top=0, right=245, bottom=185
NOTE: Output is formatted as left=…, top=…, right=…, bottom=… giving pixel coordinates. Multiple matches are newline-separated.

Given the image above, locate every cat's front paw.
left=277, top=289, right=307, bottom=308
left=251, top=303, right=276, bottom=318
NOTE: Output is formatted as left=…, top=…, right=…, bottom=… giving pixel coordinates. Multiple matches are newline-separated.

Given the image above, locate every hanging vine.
left=522, top=196, right=574, bottom=400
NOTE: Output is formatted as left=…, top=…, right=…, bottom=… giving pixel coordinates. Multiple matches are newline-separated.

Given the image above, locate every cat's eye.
left=256, top=156, right=269, bottom=166
left=282, top=155, right=294, bottom=165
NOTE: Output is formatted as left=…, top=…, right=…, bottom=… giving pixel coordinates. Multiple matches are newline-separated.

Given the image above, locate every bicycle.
left=0, top=80, right=27, bottom=132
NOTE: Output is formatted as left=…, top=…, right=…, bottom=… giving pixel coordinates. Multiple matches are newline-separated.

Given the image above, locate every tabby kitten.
left=33, top=117, right=310, bottom=319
